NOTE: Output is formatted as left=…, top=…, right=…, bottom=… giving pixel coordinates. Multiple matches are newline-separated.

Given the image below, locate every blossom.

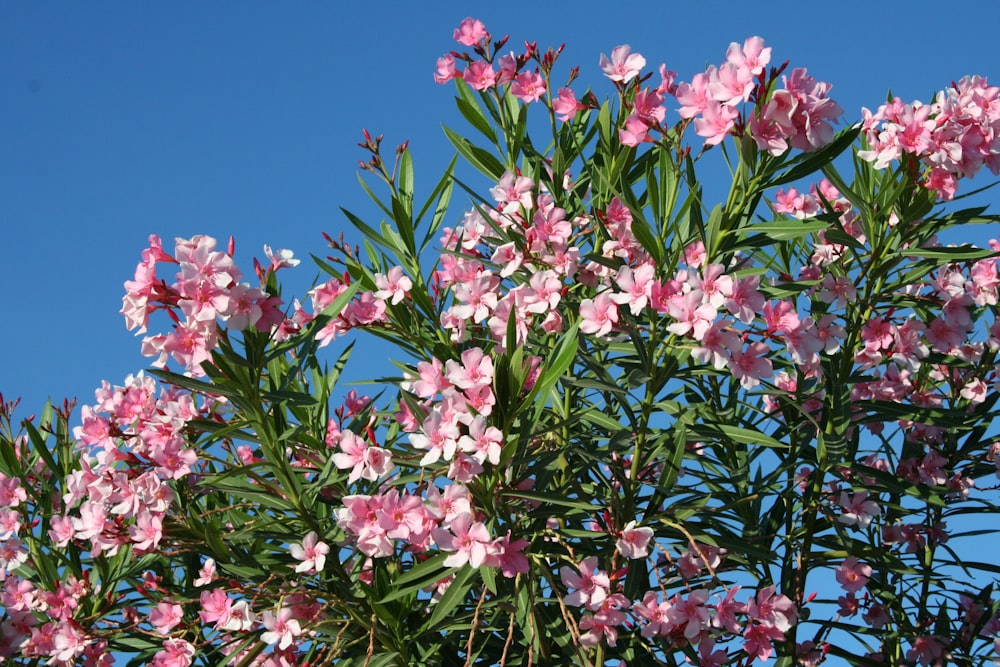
left=511, top=70, right=547, bottom=103
left=433, top=54, right=458, bottom=84
left=464, top=61, right=497, bottom=91
left=580, top=294, right=619, bottom=337
left=373, top=266, right=413, bottom=305
left=486, top=531, right=530, bottom=577
left=490, top=171, right=534, bottom=214
left=560, top=556, right=610, bottom=610
left=453, top=17, right=488, bottom=47
left=600, top=45, right=646, bottom=83
left=151, top=639, right=195, bottom=667
left=727, top=341, right=773, bottom=389
left=552, top=87, right=584, bottom=121
left=694, top=100, right=738, bottom=145
left=667, top=589, right=711, bottom=640
left=838, top=490, right=881, bottom=529
left=333, top=430, right=393, bottom=483
left=615, top=521, right=654, bottom=559
left=148, top=602, right=184, bottom=635
left=433, top=512, right=493, bottom=568
left=290, top=531, right=331, bottom=573
left=634, top=591, right=672, bottom=638
left=263, top=245, right=299, bottom=271
left=261, top=607, right=302, bottom=651
left=835, top=556, right=872, bottom=594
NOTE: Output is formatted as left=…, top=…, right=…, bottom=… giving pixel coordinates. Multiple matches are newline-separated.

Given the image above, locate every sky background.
left=3, top=1, right=1000, bottom=418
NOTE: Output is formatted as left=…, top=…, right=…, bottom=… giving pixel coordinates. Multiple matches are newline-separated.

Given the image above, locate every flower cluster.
left=860, top=76, right=1000, bottom=199
left=122, top=235, right=290, bottom=376
left=4, top=17, right=1000, bottom=667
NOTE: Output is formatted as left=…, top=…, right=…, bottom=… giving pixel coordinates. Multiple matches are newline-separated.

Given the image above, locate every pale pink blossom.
left=600, top=45, right=646, bottom=83
left=552, top=87, right=585, bottom=121
left=290, top=531, right=330, bottom=573
left=580, top=294, right=619, bottom=337
left=433, top=512, right=493, bottom=568
left=151, top=638, right=195, bottom=667
left=464, top=61, right=497, bottom=91
left=560, top=556, right=610, bottom=610
left=511, top=70, right=547, bottom=103
left=148, top=601, right=184, bottom=635
left=373, top=266, right=413, bottom=305
left=261, top=607, right=302, bottom=651
left=615, top=521, right=654, bottom=559
left=453, top=17, right=488, bottom=47
left=433, top=54, right=458, bottom=84
left=835, top=556, right=872, bottom=594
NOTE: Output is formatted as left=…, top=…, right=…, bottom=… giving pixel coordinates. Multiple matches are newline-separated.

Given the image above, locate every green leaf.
left=519, top=322, right=579, bottom=413
left=22, top=418, right=59, bottom=478
left=443, top=125, right=505, bottom=181
left=894, top=245, right=999, bottom=261
left=689, top=423, right=788, bottom=450
left=736, top=217, right=830, bottom=241
left=766, top=124, right=860, bottom=188
left=340, top=206, right=405, bottom=256
left=454, top=82, right=498, bottom=144
left=501, top=490, right=597, bottom=512
left=422, top=565, right=476, bottom=631
left=380, top=554, right=454, bottom=603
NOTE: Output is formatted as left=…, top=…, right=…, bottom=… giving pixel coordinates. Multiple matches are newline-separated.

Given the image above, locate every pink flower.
left=261, top=607, right=302, bottom=651
left=907, top=636, right=946, bottom=666
left=580, top=294, right=619, bottom=337
left=148, top=601, right=184, bottom=635
left=727, top=341, right=773, bottom=389
left=694, top=101, right=738, bottom=146
left=453, top=17, right=488, bottom=47
left=433, top=54, right=458, bottom=84
left=129, top=510, right=164, bottom=554
left=600, top=45, right=646, bottom=83
left=743, top=621, right=785, bottom=661
left=445, top=347, right=494, bottom=390
left=263, top=244, right=299, bottom=271
left=290, top=531, right=330, bottom=573
left=618, top=114, right=650, bottom=147
left=457, top=416, right=504, bottom=465
left=511, top=70, right=547, bottom=103
left=667, top=589, right=711, bottom=641
left=463, top=61, right=497, bottom=91
left=835, top=556, right=872, bottom=594
left=615, top=521, right=654, bottom=559
left=838, top=490, right=881, bottom=529
left=552, top=87, right=584, bottom=122
left=151, top=639, right=195, bottom=667
left=433, top=512, right=493, bottom=568
left=747, top=585, right=798, bottom=632
left=727, top=36, right=771, bottom=77
left=634, top=591, right=672, bottom=638
left=490, top=171, right=534, bottom=214
left=560, top=556, right=610, bottom=610
left=333, top=430, right=393, bottom=483
left=486, top=531, right=530, bottom=577
left=373, top=266, right=412, bottom=305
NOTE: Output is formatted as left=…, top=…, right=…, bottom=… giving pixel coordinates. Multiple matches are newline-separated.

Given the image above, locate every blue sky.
left=3, top=1, right=1000, bottom=416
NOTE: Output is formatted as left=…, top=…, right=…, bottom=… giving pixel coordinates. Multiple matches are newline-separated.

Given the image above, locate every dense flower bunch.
left=859, top=76, right=1000, bottom=200
left=3, top=18, right=1000, bottom=667
left=122, top=235, right=290, bottom=376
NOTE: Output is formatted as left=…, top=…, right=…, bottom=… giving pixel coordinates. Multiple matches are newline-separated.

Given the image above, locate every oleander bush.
left=3, top=17, right=1000, bottom=667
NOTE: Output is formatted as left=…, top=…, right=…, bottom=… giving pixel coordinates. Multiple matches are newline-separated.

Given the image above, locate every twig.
left=499, top=610, right=516, bottom=666
left=362, top=612, right=377, bottom=667
left=464, top=584, right=489, bottom=667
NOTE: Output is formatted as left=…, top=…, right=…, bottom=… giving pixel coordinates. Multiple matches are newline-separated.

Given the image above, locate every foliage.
left=3, top=18, right=1000, bottom=667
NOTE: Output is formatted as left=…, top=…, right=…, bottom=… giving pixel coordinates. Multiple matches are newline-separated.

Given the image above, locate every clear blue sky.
left=3, top=1, right=1000, bottom=416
